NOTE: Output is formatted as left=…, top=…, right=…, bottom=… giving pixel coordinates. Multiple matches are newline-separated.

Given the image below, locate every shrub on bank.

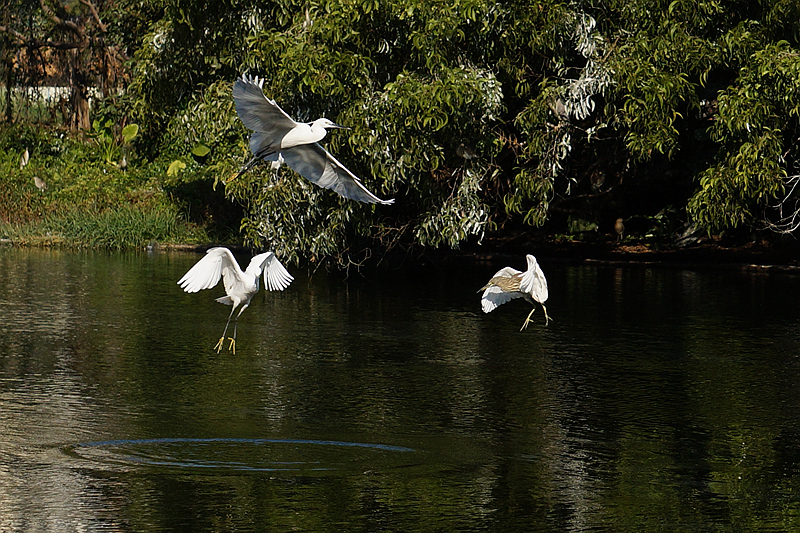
left=0, top=123, right=211, bottom=249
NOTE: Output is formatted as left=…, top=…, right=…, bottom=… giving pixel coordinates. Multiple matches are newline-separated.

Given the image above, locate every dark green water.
left=2, top=248, right=800, bottom=532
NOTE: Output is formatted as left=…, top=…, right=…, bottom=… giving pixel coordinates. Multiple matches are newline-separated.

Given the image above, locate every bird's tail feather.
left=215, top=296, right=234, bottom=305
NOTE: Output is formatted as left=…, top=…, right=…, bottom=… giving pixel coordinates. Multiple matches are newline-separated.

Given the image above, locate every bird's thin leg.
left=228, top=152, right=275, bottom=182
left=542, top=304, right=551, bottom=326
left=520, top=307, right=537, bottom=331
left=215, top=306, right=237, bottom=353
left=228, top=304, right=248, bottom=354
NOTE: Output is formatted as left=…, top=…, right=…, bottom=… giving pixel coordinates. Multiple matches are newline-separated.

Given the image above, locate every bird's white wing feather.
left=248, top=252, right=294, bottom=291
left=233, top=76, right=297, bottom=154
left=519, top=255, right=548, bottom=304
left=220, top=263, right=241, bottom=297
left=481, top=286, right=524, bottom=313
left=178, top=247, right=241, bottom=293
left=280, top=143, right=394, bottom=205
left=480, top=266, right=523, bottom=313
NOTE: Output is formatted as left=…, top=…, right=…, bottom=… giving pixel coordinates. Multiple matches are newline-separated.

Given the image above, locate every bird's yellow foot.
left=228, top=338, right=236, bottom=355
left=520, top=308, right=537, bottom=331
left=214, top=337, right=227, bottom=353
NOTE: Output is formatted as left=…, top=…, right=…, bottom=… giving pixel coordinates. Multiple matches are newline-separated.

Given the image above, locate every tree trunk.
left=68, top=49, right=90, bottom=131
left=3, top=58, right=12, bottom=123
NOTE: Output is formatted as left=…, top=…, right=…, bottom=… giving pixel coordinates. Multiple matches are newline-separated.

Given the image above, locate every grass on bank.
left=0, top=203, right=207, bottom=249
left=0, top=123, right=223, bottom=249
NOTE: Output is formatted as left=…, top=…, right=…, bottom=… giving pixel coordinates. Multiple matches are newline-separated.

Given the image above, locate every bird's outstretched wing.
left=280, top=143, right=394, bottom=205
left=520, top=255, right=548, bottom=304
left=233, top=75, right=297, bottom=155
left=480, top=267, right=523, bottom=313
left=248, top=252, right=294, bottom=291
left=481, top=285, right=524, bottom=313
left=178, top=247, right=242, bottom=293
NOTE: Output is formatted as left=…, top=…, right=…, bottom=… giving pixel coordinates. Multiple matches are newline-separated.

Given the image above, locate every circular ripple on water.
left=62, top=438, right=420, bottom=473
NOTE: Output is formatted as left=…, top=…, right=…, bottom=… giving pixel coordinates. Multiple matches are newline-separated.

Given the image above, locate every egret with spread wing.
left=230, top=75, right=394, bottom=205
left=178, top=247, right=294, bottom=353
left=479, top=254, right=550, bottom=330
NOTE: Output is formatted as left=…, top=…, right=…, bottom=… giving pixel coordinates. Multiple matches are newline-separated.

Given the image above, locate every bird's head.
left=313, top=118, right=350, bottom=131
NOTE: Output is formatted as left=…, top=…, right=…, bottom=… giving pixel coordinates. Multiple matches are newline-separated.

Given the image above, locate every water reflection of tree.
left=4, top=254, right=800, bottom=530
left=0, top=249, right=132, bottom=529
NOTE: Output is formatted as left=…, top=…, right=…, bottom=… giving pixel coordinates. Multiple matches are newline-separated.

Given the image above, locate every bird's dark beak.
left=332, top=123, right=350, bottom=130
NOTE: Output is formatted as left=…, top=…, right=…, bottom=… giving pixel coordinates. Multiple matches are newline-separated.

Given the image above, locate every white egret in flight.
left=178, top=247, right=294, bottom=354
left=479, top=254, right=550, bottom=330
left=230, top=74, right=394, bottom=205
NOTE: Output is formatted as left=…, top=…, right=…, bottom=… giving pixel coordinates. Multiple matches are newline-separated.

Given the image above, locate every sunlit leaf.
left=121, top=124, right=139, bottom=144
left=167, top=160, right=187, bottom=177
left=191, top=143, right=211, bottom=157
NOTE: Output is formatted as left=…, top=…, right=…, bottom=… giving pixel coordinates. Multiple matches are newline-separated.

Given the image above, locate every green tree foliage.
left=120, top=0, right=800, bottom=261
left=601, top=0, right=800, bottom=235
left=689, top=42, right=800, bottom=232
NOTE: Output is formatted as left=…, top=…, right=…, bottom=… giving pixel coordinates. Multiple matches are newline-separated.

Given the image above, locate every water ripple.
left=62, top=437, right=418, bottom=473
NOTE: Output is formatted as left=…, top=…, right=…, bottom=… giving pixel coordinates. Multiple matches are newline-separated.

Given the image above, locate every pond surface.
left=2, top=248, right=800, bottom=532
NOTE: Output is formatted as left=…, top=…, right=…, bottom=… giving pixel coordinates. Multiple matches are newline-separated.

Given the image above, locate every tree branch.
left=0, top=24, right=29, bottom=44
left=78, top=0, right=107, bottom=33
left=0, top=24, right=83, bottom=50
left=764, top=173, right=800, bottom=233
left=39, top=0, right=85, bottom=38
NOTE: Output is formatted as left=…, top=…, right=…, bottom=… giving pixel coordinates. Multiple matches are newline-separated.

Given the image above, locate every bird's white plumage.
left=177, top=247, right=294, bottom=353
left=479, top=254, right=550, bottom=329
left=178, top=247, right=292, bottom=295
left=178, top=247, right=230, bottom=293
left=280, top=119, right=337, bottom=149
left=519, top=254, right=548, bottom=304
left=232, top=75, right=394, bottom=205
left=253, top=252, right=294, bottom=291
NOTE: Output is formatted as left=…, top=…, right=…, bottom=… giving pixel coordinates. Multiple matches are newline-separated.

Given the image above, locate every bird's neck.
left=308, top=122, right=329, bottom=141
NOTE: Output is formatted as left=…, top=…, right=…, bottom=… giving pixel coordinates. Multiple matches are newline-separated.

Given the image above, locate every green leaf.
left=121, top=124, right=139, bottom=144
left=191, top=143, right=211, bottom=157
left=167, top=160, right=187, bottom=177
